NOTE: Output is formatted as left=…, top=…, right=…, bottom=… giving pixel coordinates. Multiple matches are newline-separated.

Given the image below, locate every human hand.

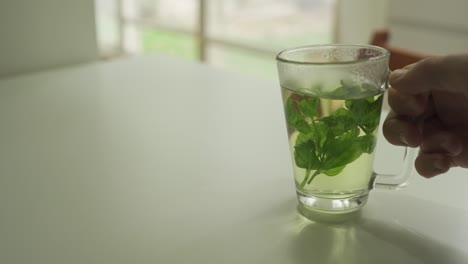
left=383, top=55, right=468, bottom=178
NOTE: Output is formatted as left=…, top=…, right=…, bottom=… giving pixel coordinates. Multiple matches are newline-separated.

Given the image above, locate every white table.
left=1, top=55, right=467, bottom=264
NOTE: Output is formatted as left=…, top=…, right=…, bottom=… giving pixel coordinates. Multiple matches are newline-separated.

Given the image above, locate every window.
left=96, top=0, right=337, bottom=79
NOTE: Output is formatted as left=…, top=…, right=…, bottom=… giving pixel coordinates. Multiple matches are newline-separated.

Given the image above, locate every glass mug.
left=276, top=45, right=417, bottom=214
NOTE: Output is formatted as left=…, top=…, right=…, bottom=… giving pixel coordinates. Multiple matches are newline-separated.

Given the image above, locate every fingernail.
left=389, top=69, right=408, bottom=84
left=399, top=133, right=409, bottom=146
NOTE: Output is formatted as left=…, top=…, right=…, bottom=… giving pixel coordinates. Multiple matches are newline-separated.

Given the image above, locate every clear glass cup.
left=276, top=44, right=417, bottom=214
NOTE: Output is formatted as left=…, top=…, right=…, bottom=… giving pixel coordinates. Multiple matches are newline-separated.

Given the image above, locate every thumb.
left=389, top=54, right=468, bottom=95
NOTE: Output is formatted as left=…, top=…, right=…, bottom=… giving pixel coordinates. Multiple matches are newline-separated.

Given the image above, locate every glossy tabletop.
left=1, top=55, right=467, bottom=263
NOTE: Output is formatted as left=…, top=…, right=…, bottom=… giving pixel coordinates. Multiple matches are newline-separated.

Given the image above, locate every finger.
left=415, top=152, right=454, bottom=178
left=389, top=55, right=468, bottom=95
left=402, top=63, right=417, bottom=70
left=420, top=122, right=464, bottom=156
left=387, top=87, right=428, bottom=117
left=383, top=111, right=422, bottom=147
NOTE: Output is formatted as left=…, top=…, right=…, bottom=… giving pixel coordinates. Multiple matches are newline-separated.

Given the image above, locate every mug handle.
left=373, top=146, right=418, bottom=190
left=373, top=75, right=419, bottom=190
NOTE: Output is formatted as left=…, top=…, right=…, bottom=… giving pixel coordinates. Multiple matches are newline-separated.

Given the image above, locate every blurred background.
left=1, top=0, right=467, bottom=79
left=95, top=0, right=337, bottom=80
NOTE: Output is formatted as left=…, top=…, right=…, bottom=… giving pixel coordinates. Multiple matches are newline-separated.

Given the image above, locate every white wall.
left=388, top=0, right=468, bottom=55
left=336, top=0, right=468, bottom=55
left=0, top=0, right=98, bottom=78
left=336, top=0, right=389, bottom=44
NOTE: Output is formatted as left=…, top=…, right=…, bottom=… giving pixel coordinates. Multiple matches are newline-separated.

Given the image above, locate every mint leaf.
left=345, top=94, right=383, bottom=135
left=322, top=165, right=346, bottom=176
left=362, top=95, right=383, bottom=132
left=286, top=86, right=383, bottom=186
left=357, top=134, right=376, bottom=154
left=285, top=98, right=301, bottom=128
left=361, top=82, right=377, bottom=93
left=299, top=97, right=319, bottom=118
left=294, top=140, right=320, bottom=170
left=346, top=98, right=368, bottom=116
left=311, top=121, right=329, bottom=149
left=319, top=127, right=362, bottom=170
left=340, top=79, right=360, bottom=89
left=339, top=79, right=364, bottom=96
left=321, top=110, right=357, bottom=137
left=331, top=86, right=349, bottom=98
left=322, top=138, right=362, bottom=170
left=296, top=133, right=312, bottom=145
left=296, top=120, right=311, bottom=134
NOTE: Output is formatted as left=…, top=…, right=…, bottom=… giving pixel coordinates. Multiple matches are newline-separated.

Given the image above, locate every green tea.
left=281, top=83, right=384, bottom=199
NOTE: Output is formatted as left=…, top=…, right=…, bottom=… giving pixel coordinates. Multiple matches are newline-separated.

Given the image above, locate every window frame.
left=112, top=0, right=338, bottom=61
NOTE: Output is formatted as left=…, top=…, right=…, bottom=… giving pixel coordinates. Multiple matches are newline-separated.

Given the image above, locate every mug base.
left=296, top=189, right=369, bottom=216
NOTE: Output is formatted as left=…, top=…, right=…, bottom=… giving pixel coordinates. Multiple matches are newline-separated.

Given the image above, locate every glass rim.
left=275, top=44, right=390, bottom=66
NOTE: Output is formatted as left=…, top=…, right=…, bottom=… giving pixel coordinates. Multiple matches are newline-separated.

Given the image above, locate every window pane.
left=123, top=0, right=199, bottom=31
left=207, top=0, right=336, bottom=51
left=125, top=26, right=199, bottom=60
left=95, top=0, right=120, bottom=57
left=206, top=43, right=277, bottom=80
